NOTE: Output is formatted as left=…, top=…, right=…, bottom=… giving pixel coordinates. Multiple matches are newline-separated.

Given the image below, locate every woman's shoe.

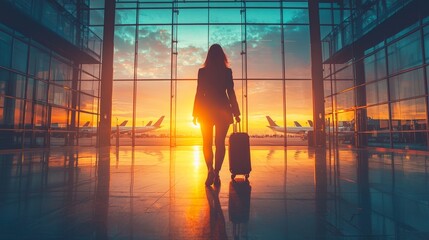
left=205, top=170, right=215, bottom=186
left=213, top=174, right=221, bottom=187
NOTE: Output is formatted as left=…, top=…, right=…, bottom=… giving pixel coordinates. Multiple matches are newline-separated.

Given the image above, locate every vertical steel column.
left=420, top=18, right=429, bottom=149
left=355, top=52, right=367, bottom=148
left=309, top=0, right=325, bottom=147
left=132, top=3, right=139, bottom=147
left=170, top=1, right=178, bottom=147
left=280, top=1, right=288, bottom=147
left=98, top=0, right=116, bottom=147
left=70, top=0, right=83, bottom=146
left=240, top=0, right=248, bottom=132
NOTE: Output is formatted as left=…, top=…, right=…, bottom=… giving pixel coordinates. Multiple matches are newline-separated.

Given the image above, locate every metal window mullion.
left=132, top=2, right=139, bottom=147
left=384, top=40, right=393, bottom=148
left=280, top=1, right=287, bottom=147
left=170, top=1, right=178, bottom=147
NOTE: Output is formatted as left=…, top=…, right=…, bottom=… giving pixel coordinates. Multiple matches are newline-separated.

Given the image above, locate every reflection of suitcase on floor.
left=229, top=124, right=251, bottom=180
left=228, top=179, right=251, bottom=239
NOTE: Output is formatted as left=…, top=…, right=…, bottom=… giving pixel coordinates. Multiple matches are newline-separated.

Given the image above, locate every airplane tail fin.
left=82, top=121, right=90, bottom=127
left=153, top=116, right=165, bottom=127
left=145, top=121, right=153, bottom=126
left=294, top=121, right=302, bottom=127
left=308, top=120, right=313, bottom=127
left=120, top=120, right=128, bottom=127
left=266, top=116, right=278, bottom=127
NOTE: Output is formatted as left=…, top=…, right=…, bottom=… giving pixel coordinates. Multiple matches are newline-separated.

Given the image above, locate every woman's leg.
left=200, top=122, right=214, bottom=171
left=214, top=123, right=230, bottom=173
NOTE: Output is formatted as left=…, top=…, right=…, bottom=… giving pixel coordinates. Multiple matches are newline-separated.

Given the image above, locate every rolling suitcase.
left=229, top=123, right=251, bottom=180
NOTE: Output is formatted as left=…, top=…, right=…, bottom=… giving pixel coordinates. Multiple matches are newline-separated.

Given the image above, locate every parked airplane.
left=80, top=121, right=98, bottom=137
left=266, top=116, right=313, bottom=135
left=114, top=116, right=165, bottom=135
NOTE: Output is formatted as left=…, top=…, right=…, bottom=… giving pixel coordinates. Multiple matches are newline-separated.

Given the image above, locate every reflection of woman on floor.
left=205, top=186, right=228, bottom=240
left=193, top=44, right=241, bottom=186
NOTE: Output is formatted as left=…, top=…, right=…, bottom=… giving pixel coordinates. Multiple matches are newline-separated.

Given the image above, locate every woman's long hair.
left=203, top=44, right=229, bottom=69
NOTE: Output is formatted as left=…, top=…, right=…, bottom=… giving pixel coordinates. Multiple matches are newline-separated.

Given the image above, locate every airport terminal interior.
left=0, top=0, right=429, bottom=239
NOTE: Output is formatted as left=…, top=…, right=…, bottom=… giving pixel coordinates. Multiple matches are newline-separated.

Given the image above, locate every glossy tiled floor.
left=0, top=146, right=428, bottom=239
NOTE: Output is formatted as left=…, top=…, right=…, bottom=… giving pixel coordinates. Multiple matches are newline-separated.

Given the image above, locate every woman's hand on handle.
left=235, top=116, right=241, bottom=123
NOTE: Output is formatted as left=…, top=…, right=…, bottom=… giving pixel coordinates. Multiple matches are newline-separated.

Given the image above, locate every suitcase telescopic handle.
left=233, top=121, right=241, bottom=133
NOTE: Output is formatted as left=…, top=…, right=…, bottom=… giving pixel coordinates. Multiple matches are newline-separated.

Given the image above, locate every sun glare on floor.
left=193, top=145, right=202, bottom=170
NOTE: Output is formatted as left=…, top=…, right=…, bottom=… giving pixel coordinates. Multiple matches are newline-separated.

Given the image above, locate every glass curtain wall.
left=322, top=1, right=429, bottom=150
left=89, top=0, right=314, bottom=146
left=0, top=22, right=101, bottom=149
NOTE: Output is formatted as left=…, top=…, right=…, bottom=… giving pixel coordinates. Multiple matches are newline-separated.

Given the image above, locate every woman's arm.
left=226, top=69, right=241, bottom=119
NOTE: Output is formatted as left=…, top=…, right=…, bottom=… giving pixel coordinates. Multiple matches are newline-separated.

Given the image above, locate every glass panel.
left=50, top=57, right=72, bottom=86
left=284, top=26, right=310, bottom=79
left=49, top=85, right=70, bottom=107
left=26, top=78, right=34, bottom=100
left=0, top=97, right=23, bottom=128
left=248, top=80, right=284, bottom=145
left=139, top=9, right=171, bottom=24
left=79, top=94, right=97, bottom=113
left=424, top=26, right=429, bottom=62
left=247, top=25, right=282, bottom=79
left=365, top=132, right=391, bottom=148
left=210, top=9, right=241, bottom=24
left=387, top=31, right=422, bottom=74
left=11, top=39, right=28, bottom=73
left=50, top=132, right=67, bottom=146
left=335, top=90, right=354, bottom=111
left=0, top=69, right=8, bottom=96
left=90, top=9, right=104, bottom=25
left=364, top=50, right=386, bottom=82
left=365, top=79, right=388, bottom=105
left=78, top=112, right=97, bottom=146
left=393, top=132, right=427, bottom=150
left=283, top=8, right=308, bottom=24
left=116, top=9, right=136, bottom=25
left=9, top=73, right=26, bottom=98
left=179, top=9, right=208, bottom=24
left=24, top=100, right=32, bottom=127
left=114, top=26, right=136, bottom=79
left=112, top=81, right=133, bottom=145
left=389, top=68, right=425, bottom=101
left=34, top=104, right=47, bottom=129
left=286, top=80, right=313, bottom=131
left=137, top=26, right=171, bottom=79
left=366, top=104, right=390, bottom=131
left=177, top=25, right=208, bottom=79
left=29, top=46, right=50, bottom=80
left=0, top=95, right=4, bottom=126
left=391, top=97, right=427, bottom=131
left=337, top=110, right=355, bottom=145
left=135, top=81, right=170, bottom=145
left=247, top=9, right=280, bottom=24
left=35, top=80, right=48, bottom=103
left=0, top=30, right=12, bottom=68
left=50, top=107, right=68, bottom=130
left=0, top=130, right=22, bottom=149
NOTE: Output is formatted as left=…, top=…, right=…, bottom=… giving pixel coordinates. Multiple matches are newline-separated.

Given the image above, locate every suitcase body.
left=228, top=129, right=251, bottom=180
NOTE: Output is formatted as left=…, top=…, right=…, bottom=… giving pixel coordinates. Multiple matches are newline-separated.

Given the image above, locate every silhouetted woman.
left=193, top=44, right=241, bottom=186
